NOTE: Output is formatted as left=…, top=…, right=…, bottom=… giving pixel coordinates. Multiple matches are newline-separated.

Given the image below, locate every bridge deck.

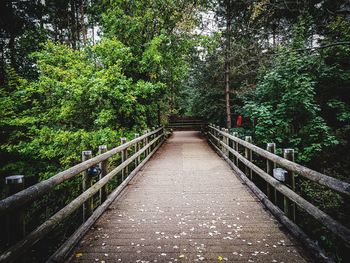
left=70, top=131, right=310, bottom=263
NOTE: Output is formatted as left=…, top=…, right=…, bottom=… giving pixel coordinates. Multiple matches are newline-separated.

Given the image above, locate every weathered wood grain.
left=47, top=139, right=165, bottom=263
left=209, top=131, right=350, bottom=246
left=68, top=131, right=310, bottom=263
left=0, top=128, right=163, bottom=213
left=209, top=125, right=350, bottom=196
left=0, top=134, right=164, bottom=263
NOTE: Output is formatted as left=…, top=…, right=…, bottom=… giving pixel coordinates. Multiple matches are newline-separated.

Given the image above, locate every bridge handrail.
left=0, top=127, right=163, bottom=213
left=207, top=124, right=350, bottom=247
left=209, top=125, right=350, bottom=196
left=0, top=127, right=166, bottom=263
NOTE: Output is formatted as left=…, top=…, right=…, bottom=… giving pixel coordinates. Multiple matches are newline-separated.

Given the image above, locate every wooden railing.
left=0, top=127, right=166, bottom=263
left=207, top=124, right=350, bottom=262
left=167, top=118, right=206, bottom=130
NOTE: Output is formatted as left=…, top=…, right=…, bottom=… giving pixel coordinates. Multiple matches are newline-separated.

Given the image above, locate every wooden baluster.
left=266, top=143, right=276, bottom=203
left=82, top=150, right=93, bottom=222
left=151, top=127, right=155, bottom=150
left=134, top=133, right=140, bottom=167
left=5, top=175, right=25, bottom=245
left=145, top=130, right=149, bottom=156
left=228, top=130, right=233, bottom=160
left=232, top=132, right=238, bottom=165
left=217, top=126, right=220, bottom=146
left=162, top=126, right=166, bottom=141
left=121, top=138, right=128, bottom=181
left=99, top=145, right=108, bottom=204
left=284, top=148, right=296, bottom=221
left=217, top=125, right=220, bottom=141
left=244, top=136, right=253, bottom=180
left=224, top=128, right=229, bottom=156
left=220, top=128, right=225, bottom=155
left=221, top=127, right=225, bottom=153
left=144, top=130, right=148, bottom=157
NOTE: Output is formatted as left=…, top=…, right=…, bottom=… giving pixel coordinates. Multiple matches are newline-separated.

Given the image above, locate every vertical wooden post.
left=99, top=145, right=108, bottom=203
left=213, top=125, right=217, bottom=140
left=221, top=128, right=225, bottom=153
left=232, top=132, right=238, bottom=165
left=145, top=130, right=150, bottom=156
left=266, top=143, right=276, bottom=202
left=228, top=130, right=233, bottom=160
left=143, top=130, right=148, bottom=157
left=5, top=175, right=25, bottom=245
left=213, top=125, right=216, bottom=144
left=121, top=138, right=127, bottom=181
left=82, top=150, right=93, bottom=222
left=245, top=136, right=253, bottom=180
left=217, top=125, right=220, bottom=138
left=225, top=129, right=229, bottom=156
left=134, top=133, right=140, bottom=166
left=151, top=127, right=155, bottom=150
left=221, top=128, right=225, bottom=155
left=162, top=126, right=165, bottom=141
left=284, top=148, right=296, bottom=221
left=222, top=128, right=225, bottom=155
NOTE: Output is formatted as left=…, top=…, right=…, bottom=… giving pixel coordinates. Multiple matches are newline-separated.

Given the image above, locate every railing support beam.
left=284, top=148, right=296, bottom=222
left=82, top=150, right=93, bottom=222
left=5, top=175, right=25, bottom=246
left=99, top=145, right=108, bottom=204
left=245, top=136, right=253, bottom=180
left=121, top=138, right=128, bottom=181
left=266, top=143, right=276, bottom=203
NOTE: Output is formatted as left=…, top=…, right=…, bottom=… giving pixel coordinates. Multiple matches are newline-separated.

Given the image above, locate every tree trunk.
left=224, top=11, right=232, bottom=129
left=80, top=1, right=87, bottom=43
left=9, top=34, right=15, bottom=68
left=70, top=0, right=77, bottom=49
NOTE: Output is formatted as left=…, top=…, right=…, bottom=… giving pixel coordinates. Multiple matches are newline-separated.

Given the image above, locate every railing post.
left=245, top=136, right=253, bottom=180
left=5, top=175, right=25, bottom=245
left=213, top=125, right=217, bottom=143
left=162, top=126, right=166, bottom=141
left=266, top=143, right=276, bottom=203
left=284, top=148, right=296, bottom=221
left=216, top=126, right=220, bottom=141
left=224, top=129, right=229, bottom=156
left=221, top=128, right=225, bottom=153
left=98, top=145, right=108, bottom=203
left=143, top=130, right=148, bottom=157
left=217, top=126, right=220, bottom=148
left=228, top=129, right=233, bottom=160
left=145, top=130, right=150, bottom=156
left=82, top=150, right=93, bottom=222
left=134, top=133, right=140, bottom=166
left=151, top=127, right=155, bottom=150
left=121, top=138, right=128, bottom=181
left=232, top=132, right=238, bottom=165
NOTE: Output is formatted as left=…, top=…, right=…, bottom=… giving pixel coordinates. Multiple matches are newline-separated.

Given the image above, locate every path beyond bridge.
left=70, top=131, right=310, bottom=263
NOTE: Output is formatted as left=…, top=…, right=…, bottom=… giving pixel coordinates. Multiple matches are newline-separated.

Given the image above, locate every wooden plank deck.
left=70, top=131, right=310, bottom=263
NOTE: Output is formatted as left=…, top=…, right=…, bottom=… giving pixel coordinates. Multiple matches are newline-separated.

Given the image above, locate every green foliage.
left=243, top=44, right=337, bottom=162
left=0, top=39, right=165, bottom=179
left=0, top=0, right=205, bottom=184
left=98, top=0, right=199, bottom=113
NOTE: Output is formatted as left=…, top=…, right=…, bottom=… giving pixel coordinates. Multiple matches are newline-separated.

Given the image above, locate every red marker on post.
left=236, top=115, right=242, bottom=127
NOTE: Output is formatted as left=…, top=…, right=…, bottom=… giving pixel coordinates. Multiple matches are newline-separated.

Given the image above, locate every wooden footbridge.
left=0, top=126, right=349, bottom=263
